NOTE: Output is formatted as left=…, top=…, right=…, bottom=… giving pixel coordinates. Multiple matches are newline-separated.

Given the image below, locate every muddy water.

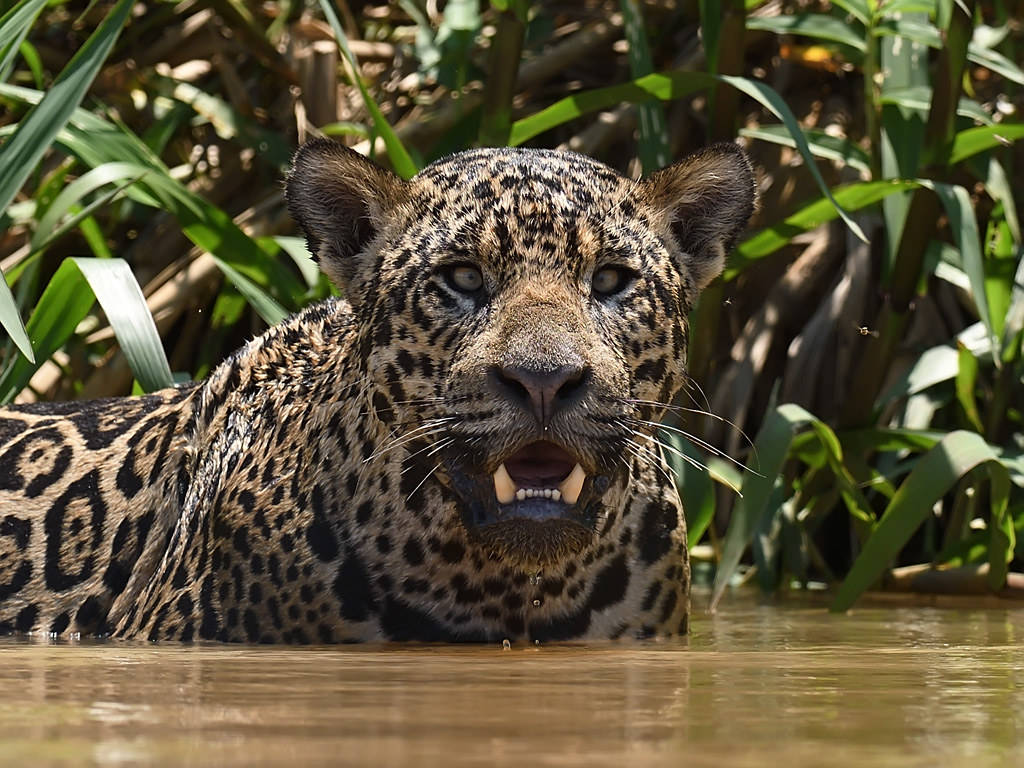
left=0, top=591, right=1021, bottom=767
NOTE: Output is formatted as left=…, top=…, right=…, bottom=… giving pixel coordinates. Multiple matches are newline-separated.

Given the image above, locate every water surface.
left=1, top=591, right=1021, bottom=766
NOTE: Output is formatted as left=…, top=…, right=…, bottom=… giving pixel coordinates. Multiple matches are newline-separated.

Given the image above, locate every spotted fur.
left=0, top=142, right=755, bottom=642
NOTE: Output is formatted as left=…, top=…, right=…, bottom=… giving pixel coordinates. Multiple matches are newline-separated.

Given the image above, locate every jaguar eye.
left=592, top=266, right=632, bottom=296
left=446, top=264, right=484, bottom=293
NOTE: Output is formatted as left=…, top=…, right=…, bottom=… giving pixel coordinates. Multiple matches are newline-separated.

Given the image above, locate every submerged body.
left=0, top=143, right=755, bottom=642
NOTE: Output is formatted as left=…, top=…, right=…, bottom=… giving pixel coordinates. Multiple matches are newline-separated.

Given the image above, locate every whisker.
left=406, top=462, right=443, bottom=502
left=624, top=417, right=760, bottom=477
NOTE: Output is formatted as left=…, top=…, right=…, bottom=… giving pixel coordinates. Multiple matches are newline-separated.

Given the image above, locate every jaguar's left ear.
left=642, top=143, right=757, bottom=292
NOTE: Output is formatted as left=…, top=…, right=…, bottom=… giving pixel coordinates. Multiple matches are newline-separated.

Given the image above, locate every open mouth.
left=492, top=441, right=586, bottom=507
left=443, top=439, right=611, bottom=567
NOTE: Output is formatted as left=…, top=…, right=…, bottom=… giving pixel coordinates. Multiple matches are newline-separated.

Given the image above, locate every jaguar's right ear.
left=286, top=139, right=409, bottom=296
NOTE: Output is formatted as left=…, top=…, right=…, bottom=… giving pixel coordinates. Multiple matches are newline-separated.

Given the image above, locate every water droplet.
left=532, top=599, right=541, bottom=607
left=502, top=638, right=511, bottom=650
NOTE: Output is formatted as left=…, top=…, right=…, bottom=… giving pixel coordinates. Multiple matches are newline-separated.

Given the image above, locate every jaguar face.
left=287, top=142, right=756, bottom=570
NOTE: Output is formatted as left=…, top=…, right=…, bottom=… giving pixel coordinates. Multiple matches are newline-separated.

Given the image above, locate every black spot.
left=177, top=593, right=194, bottom=617
left=379, top=595, right=484, bottom=642
left=450, top=573, right=483, bottom=604
left=333, top=550, right=377, bottom=621
left=659, top=588, right=679, bottom=624
left=588, top=554, right=629, bottom=613
left=641, top=581, right=662, bottom=611
left=440, top=539, right=465, bottom=564
left=50, top=612, right=70, bottom=635
left=15, top=604, right=38, bottom=633
left=243, top=609, right=260, bottom=641
left=528, top=604, right=591, bottom=642
left=306, top=518, right=339, bottom=562
left=639, top=500, right=678, bottom=565
left=355, top=501, right=373, bottom=525
left=74, top=595, right=104, bottom=634
left=402, top=538, right=424, bottom=565
left=376, top=534, right=391, bottom=554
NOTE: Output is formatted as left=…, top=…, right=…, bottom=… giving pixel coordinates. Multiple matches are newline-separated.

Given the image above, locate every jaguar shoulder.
left=0, top=141, right=755, bottom=642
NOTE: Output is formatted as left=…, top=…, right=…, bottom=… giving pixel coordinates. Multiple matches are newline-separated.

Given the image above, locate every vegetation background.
left=1, top=0, right=1022, bottom=610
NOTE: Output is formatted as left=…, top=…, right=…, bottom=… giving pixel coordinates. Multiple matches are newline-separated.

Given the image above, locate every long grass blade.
left=830, top=431, right=1011, bottom=611
left=318, top=0, right=418, bottom=178
left=0, top=0, right=49, bottom=81
left=70, top=258, right=174, bottom=392
left=0, top=0, right=133, bottom=215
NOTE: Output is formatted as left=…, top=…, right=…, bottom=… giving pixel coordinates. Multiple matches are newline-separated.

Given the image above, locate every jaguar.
left=0, top=139, right=755, bottom=642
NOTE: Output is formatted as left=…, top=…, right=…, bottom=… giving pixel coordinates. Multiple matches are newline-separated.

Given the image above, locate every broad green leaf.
left=661, top=431, right=716, bottom=549
left=270, top=236, right=320, bottom=289
left=830, top=431, right=1011, bottom=611
left=0, top=83, right=302, bottom=324
left=318, top=0, right=418, bottom=179
left=746, top=14, right=867, bottom=52
left=920, top=181, right=995, bottom=354
left=875, top=18, right=1024, bottom=85
left=0, top=0, right=49, bottom=81
left=0, top=257, right=174, bottom=400
left=949, top=124, right=1024, bottom=165
left=730, top=180, right=919, bottom=276
left=0, top=0, right=133, bottom=216
left=881, top=85, right=993, bottom=125
left=511, top=70, right=866, bottom=241
left=877, top=343, right=959, bottom=405
left=981, top=156, right=1021, bottom=245
left=829, top=0, right=871, bottom=25
left=70, top=258, right=174, bottom=393
left=954, top=342, right=983, bottom=432
left=0, top=274, right=32, bottom=361
left=739, top=124, right=871, bottom=176
left=30, top=162, right=149, bottom=252
left=0, top=260, right=100, bottom=402
left=711, top=404, right=871, bottom=609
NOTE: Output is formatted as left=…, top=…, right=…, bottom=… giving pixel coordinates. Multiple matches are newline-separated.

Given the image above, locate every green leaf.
left=0, top=0, right=133, bottom=216
left=830, top=431, right=1011, bottom=611
left=0, top=0, right=49, bottom=81
left=949, top=124, right=1024, bottom=165
left=739, top=124, right=871, bottom=176
left=921, top=181, right=995, bottom=355
left=730, top=180, right=919, bottom=276
left=0, top=84, right=302, bottom=323
left=880, top=86, right=993, bottom=125
left=711, top=404, right=871, bottom=609
left=829, top=0, right=871, bottom=25
left=0, top=257, right=173, bottom=401
left=746, top=13, right=867, bottom=52
left=511, top=70, right=866, bottom=241
left=661, top=431, right=716, bottom=548
left=30, top=162, right=149, bottom=253
left=621, top=0, right=671, bottom=172
left=0, top=273, right=32, bottom=362
left=954, top=342, right=983, bottom=432
left=70, top=258, right=174, bottom=393
left=318, top=0, right=419, bottom=179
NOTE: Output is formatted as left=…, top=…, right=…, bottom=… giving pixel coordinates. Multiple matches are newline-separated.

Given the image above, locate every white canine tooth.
left=516, top=488, right=527, bottom=501
left=551, top=489, right=561, bottom=502
left=559, top=463, right=586, bottom=505
left=493, top=463, right=517, bottom=505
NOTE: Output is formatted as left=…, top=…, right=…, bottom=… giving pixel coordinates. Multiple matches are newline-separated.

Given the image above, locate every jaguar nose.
left=490, top=363, right=590, bottom=427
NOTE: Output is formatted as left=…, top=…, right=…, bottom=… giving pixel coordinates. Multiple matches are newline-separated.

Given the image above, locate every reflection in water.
left=0, top=591, right=1021, bottom=766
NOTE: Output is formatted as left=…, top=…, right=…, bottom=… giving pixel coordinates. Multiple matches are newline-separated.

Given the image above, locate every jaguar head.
left=286, top=141, right=756, bottom=568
